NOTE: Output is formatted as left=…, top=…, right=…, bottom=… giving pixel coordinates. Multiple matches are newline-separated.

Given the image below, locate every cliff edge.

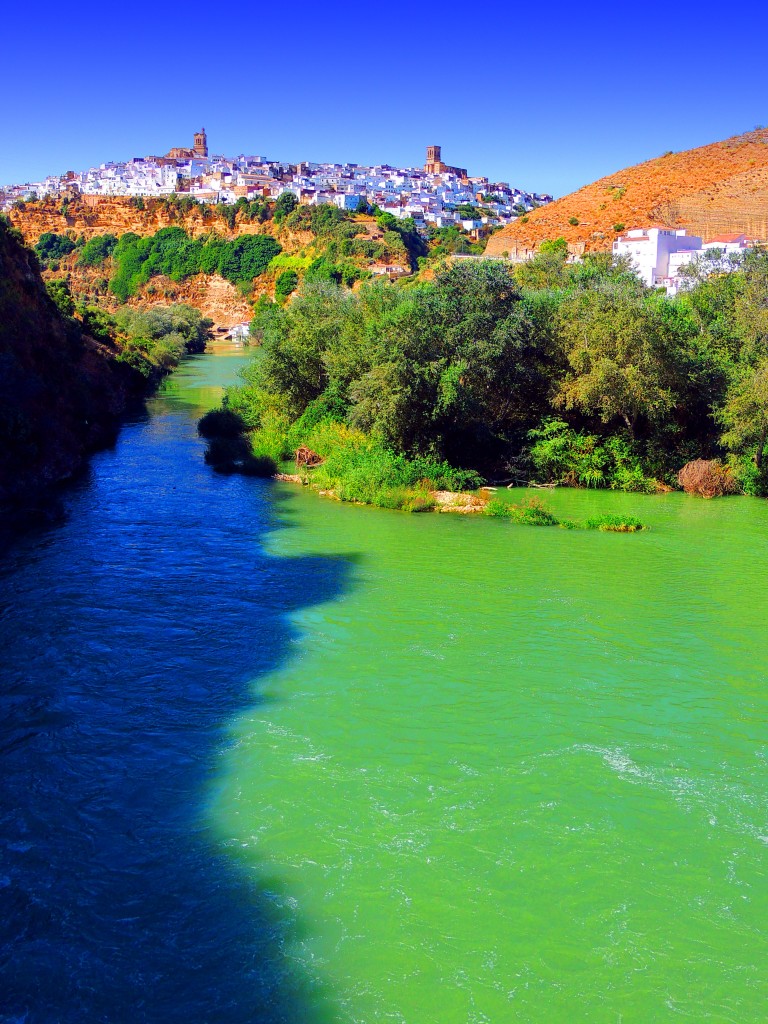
left=0, top=219, right=144, bottom=511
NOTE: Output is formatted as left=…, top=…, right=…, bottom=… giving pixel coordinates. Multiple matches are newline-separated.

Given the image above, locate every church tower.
left=425, top=145, right=442, bottom=173
left=193, top=128, right=208, bottom=158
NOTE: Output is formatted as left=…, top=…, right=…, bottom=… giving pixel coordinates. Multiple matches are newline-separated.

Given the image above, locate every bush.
left=484, top=496, right=559, bottom=525
left=585, top=513, right=645, bottom=532
left=109, top=228, right=281, bottom=298
left=677, top=459, right=740, bottom=497
left=509, top=497, right=560, bottom=525
left=77, top=234, right=117, bottom=267
left=568, top=217, right=579, bottom=227
left=528, top=419, right=655, bottom=492
left=275, top=269, right=299, bottom=301
left=274, top=192, right=298, bottom=223
left=35, top=232, right=76, bottom=265
left=198, top=408, right=248, bottom=439
left=613, top=223, right=625, bottom=233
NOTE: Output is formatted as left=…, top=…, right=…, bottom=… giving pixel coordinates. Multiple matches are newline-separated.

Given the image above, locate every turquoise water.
left=2, top=344, right=766, bottom=1022
left=215, top=483, right=768, bottom=1023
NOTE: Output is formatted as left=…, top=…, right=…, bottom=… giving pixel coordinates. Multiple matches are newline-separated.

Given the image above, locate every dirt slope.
left=486, top=128, right=768, bottom=256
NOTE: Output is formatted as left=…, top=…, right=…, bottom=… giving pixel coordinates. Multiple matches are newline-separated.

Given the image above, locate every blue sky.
left=4, top=0, right=767, bottom=198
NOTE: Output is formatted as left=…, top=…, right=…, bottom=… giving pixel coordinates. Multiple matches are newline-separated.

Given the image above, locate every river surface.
left=1, top=345, right=766, bottom=1023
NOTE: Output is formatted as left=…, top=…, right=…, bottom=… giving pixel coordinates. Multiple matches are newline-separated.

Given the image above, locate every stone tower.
left=193, top=128, right=208, bottom=158
left=425, top=145, right=442, bottom=173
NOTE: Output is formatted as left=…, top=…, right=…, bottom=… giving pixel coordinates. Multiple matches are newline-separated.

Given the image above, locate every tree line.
left=218, top=242, right=768, bottom=497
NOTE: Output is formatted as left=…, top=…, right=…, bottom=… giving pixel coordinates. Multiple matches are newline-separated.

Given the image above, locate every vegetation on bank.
left=44, top=276, right=212, bottom=379
left=200, top=243, right=768, bottom=512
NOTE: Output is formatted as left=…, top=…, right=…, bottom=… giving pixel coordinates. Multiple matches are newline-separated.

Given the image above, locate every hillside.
left=486, top=128, right=768, bottom=256
left=7, top=197, right=413, bottom=327
left=0, top=220, right=147, bottom=511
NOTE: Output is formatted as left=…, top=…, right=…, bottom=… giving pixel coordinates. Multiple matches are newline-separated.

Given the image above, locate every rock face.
left=0, top=221, right=144, bottom=510
left=8, top=196, right=268, bottom=244
left=8, top=197, right=313, bottom=328
left=486, top=128, right=768, bottom=256
left=43, top=256, right=255, bottom=328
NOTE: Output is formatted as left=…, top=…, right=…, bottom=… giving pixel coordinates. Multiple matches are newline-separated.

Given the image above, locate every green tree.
left=555, top=284, right=675, bottom=436
left=275, top=269, right=299, bottom=301
left=35, top=232, right=76, bottom=265
left=274, top=192, right=298, bottom=223
left=77, top=234, right=118, bottom=267
left=719, top=357, right=768, bottom=470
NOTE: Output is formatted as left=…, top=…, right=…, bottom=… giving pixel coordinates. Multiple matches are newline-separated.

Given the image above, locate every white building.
left=613, top=227, right=702, bottom=287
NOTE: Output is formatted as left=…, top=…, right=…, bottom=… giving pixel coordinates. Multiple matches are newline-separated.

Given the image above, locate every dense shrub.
left=198, top=408, right=248, bottom=440
left=113, top=304, right=213, bottom=376
left=202, top=243, right=768, bottom=508
left=677, top=459, right=740, bottom=497
left=35, top=232, right=76, bottom=265
left=77, top=234, right=117, bottom=267
left=109, top=228, right=281, bottom=300
left=585, top=513, right=646, bottom=532
left=275, top=269, right=299, bottom=301
left=528, top=419, right=655, bottom=491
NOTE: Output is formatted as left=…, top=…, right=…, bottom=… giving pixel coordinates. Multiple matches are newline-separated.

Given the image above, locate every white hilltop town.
left=2, top=131, right=758, bottom=295
left=0, top=130, right=552, bottom=235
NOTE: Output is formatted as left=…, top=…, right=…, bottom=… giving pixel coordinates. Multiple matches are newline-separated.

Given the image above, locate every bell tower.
left=193, top=128, right=208, bottom=158
left=425, top=145, right=441, bottom=172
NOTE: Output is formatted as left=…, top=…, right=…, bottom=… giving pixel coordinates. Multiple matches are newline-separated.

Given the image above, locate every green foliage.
left=217, top=205, right=237, bottom=230
left=584, top=513, right=646, bottom=532
left=45, top=279, right=76, bottom=318
left=80, top=305, right=116, bottom=343
left=613, top=222, right=625, bottom=233
left=285, top=421, right=469, bottom=511
left=568, top=217, right=580, bottom=226
left=77, top=234, right=117, bottom=267
left=35, top=232, right=76, bottom=266
left=113, top=304, right=213, bottom=376
left=485, top=496, right=560, bottom=525
left=275, top=269, right=299, bottom=301
left=274, top=192, right=298, bottom=223
left=217, top=235, right=282, bottom=284
left=109, top=228, right=281, bottom=299
left=204, top=236, right=768, bottom=503
left=198, top=408, right=248, bottom=439
left=527, top=419, right=656, bottom=491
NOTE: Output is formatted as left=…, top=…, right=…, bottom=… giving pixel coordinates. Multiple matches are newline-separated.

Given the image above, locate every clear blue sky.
left=3, top=0, right=767, bottom=198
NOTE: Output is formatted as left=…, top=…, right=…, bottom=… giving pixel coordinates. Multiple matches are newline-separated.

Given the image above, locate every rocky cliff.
left=486, top=128, right=768, bottom=256
left=8, top=197, right=314, bottom=327
left=0, top=220, right=145, bottom=511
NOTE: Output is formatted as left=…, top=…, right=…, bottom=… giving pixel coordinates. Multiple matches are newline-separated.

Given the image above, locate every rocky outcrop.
left=42, top=255, right=255, bottom=328
left=8, top=197, right=314, bottom=328
left=486, top=128, right=768, bottom=256
left=0, top=220, right=145, bottom=511
left=7, top=195, right=313, bottom=247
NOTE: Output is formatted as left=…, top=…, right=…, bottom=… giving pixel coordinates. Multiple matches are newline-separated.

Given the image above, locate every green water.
left=211, top=483, right=768, bottom=1023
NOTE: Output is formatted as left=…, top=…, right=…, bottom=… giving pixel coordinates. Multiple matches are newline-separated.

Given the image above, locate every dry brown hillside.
left=486, top=128, right=768, bottom=256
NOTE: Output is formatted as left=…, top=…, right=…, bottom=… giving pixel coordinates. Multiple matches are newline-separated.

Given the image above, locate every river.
left=1, top=344, right=766, bottom=1023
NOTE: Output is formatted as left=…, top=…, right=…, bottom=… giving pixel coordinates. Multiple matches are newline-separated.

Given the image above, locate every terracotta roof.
left=706, top=233, right=745, bottom=243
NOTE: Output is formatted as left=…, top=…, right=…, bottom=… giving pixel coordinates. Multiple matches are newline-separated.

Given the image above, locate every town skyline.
left=0, top=133, right=553, bottom=236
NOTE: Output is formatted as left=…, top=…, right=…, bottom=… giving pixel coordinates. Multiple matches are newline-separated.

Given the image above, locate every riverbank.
left=270, top=469, right=648, bottom=530
left=0, top=218, right=215, bottom=522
